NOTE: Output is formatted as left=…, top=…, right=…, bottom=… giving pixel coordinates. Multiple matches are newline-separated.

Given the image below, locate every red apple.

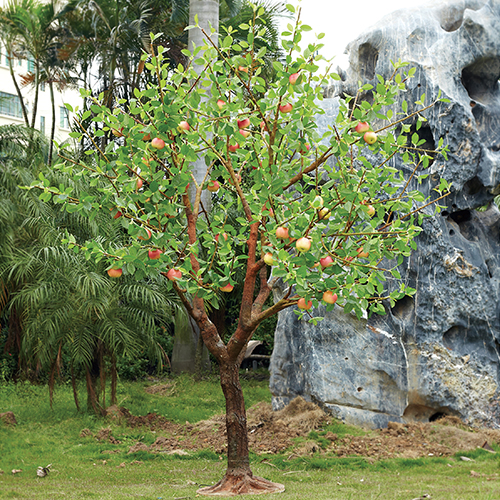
left=217, top=99, right=225, bottom=110
left=237, top=118, right=250, bottom=129
left=228, top=174, right=241, bottom=186
left=320, top=256, right=334, bottom=268
left=238, top=66, right=248, bottom=73
left=107, top=268, right=122, bottom=278
left=228, top=143, right=240, bottom=152
left=215, top=232, right=228, bottom=243
left=136, top=178, right=143, bottom=189
left=148, top=249, right=162, bottom=260
left=323, top=291, right=338, bottom=305
left=279, top=103, right=293, bottom=114
left=178, top=121, right=190, bottom=132
left=263, top=252, right=274, bottom=266
left=367, top=204, right=376, bottom=217
left=262, top=203, right=274, bottom=217
left=296, top=236, right=311, bottom=252
left=297, top=298, right=312, bottom=310
left=207, top=180, right=220, bottom=192
left=355, top=122, right=369, bottom=134
left=357, top=247, right=369, bottom=258
left=276, top=226, right=289, bottom=239
left=300, top=143, right=311, bottom=154
left=166, top=268, right=182, bottom=281
left=138, top=228, right=152, bottom=241
left=112, top=127, right=124, bottom=137
left=151, top=137, right=165, bottom=149
left=220, top=283, right=234, bottom=292
left=260, top=120, right=268, bottom=131
left=239, top=129, right=250, bottom=138
left=363, top=131, right=377, bottom=144
left=140, top=132, right=151, bottom=141
left=289, top=72, right=299, bottom=85
left=142, top=157, right=151, bottom=166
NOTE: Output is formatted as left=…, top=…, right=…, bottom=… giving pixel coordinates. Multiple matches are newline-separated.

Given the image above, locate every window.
left=59, top=106, right=69, bottom=129
left=0, top=91, right=23, bottom=118
left=28, top=57, right=35, bottom=73
left=40, top=116, right=45, bottom=135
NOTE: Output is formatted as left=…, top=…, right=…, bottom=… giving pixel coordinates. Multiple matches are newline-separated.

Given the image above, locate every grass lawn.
left=1, top=375, right=499, bottom=499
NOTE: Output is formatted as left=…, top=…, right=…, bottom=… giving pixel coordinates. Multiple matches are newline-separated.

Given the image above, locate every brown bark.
left=71, top=365, right=80, bottom=412
left=110, top=356, right=117, bottom=406
left=196, top=357, right=284, bottom=496
left=178, top=174, right=284, bottom=495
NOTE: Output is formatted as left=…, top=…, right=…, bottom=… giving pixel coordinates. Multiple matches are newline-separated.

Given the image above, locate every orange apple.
left=323, top=291, right=338, bottom=304
left=107, top=268, right=122, bottom=278
left=207, top=180, right=220, bottom=192
left=276, top=226, right=289, bottom=239
left=297, top=298, right=312, bottom=310
left=220, top=283, right=234, bottom=292
left=166, top=268, right=182, bottom=281
left=138, top=228, right=152, bottom=240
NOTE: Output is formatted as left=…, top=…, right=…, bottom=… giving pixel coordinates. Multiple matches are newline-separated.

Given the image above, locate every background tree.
left=0, top=123, right=178, bottom=410
left=31, top=4, right=449, bottom=495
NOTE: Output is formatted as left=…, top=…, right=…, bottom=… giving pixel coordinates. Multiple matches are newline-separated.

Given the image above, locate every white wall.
left=0, top=0, right=83, bottom=145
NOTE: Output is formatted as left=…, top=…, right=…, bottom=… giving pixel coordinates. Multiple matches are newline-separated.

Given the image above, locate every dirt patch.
left=0, top=411, right=17, bottom=426
left=119, top=397, right=500, bottom=460
left=144, top=382, right=176, bottom=397
left=95, top=427, right=121, bottom=444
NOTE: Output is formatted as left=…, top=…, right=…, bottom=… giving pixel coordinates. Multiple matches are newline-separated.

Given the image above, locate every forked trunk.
left=197, top=359, right=284, bottom=496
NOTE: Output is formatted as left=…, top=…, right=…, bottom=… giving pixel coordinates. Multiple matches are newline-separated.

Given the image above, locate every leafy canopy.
left=31, top=2, right=450, bottom=322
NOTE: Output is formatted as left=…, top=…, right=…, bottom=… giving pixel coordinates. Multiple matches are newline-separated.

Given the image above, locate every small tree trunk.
left=85, top=367, right=101, bottom=415
left=48, top=81, right=56, bottom=164
left=110, top=356, right=117, bottom=406
left=71, top=365, right=80, bottom=412
left=197, top=358, right=284, bottom=496
left=7, top=55, right=29, bottom=126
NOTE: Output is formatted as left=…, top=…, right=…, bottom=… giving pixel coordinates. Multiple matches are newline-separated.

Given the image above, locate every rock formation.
left=270, top=0, right=500, bottom=429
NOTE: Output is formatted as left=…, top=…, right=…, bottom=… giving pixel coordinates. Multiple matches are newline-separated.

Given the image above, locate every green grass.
left=1, top=375, right=499, bottom=499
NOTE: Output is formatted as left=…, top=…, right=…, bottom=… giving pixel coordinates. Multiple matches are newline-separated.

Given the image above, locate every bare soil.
left=97, top=396, right=500, bottom=460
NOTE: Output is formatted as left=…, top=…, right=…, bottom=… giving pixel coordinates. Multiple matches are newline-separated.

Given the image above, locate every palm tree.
left=0, top=124, right=180, bottom=411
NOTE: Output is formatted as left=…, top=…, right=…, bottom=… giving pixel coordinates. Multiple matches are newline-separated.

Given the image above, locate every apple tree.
left=30, top=3, right=449, bottom=495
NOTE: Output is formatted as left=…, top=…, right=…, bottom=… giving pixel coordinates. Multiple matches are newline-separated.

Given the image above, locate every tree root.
left=197, top=473, right=285, bottom=496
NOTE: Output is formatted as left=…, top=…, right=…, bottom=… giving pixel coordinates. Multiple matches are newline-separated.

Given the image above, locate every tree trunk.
left=110, top=355, right=117, bottom=406
left=197, top=359, right=284, bottom=496
left=171, top=308, right=198, bottom=373
left=48, top=81, right=56, bottom=164
left=30, top=64, right=40, bottom=129
left=7, top=54, right=29, bottom=127
left=71, top=364, right=80, bottom=411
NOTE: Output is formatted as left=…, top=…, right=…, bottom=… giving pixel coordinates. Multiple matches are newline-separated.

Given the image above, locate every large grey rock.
left=270, top=0, right=500, bottom=429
